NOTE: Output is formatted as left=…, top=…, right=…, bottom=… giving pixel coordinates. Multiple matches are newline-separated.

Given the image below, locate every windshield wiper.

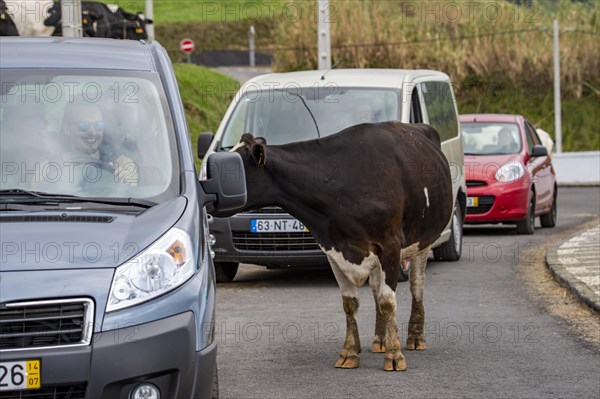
left=75, top=197, right=157, bottom=208
left=0, top=189, right=79, bottom=199
left=284, top=92, right=321, bottom=138
left=0, top=189, right=156, bottom=208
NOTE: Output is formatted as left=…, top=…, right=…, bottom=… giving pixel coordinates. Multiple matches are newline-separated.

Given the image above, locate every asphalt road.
left=215, top=187, right=600, bottom=399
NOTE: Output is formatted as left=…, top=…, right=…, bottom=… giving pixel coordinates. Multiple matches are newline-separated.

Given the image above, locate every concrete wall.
left=552, top=151, right=600, bottom=186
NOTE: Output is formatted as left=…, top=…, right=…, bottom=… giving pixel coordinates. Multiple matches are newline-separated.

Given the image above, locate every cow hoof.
left=371, top=340, right=386, bottom=353
left=406, top=337, right=427, bottom=351
left=335, top=354, right=360, bottom=369
left=383, top=350, right=407, bottom=371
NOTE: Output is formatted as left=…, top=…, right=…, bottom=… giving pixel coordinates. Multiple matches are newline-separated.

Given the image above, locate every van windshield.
left=0, top=70, right=179, bottom=204
left=220, top=87, right=400, bottom=148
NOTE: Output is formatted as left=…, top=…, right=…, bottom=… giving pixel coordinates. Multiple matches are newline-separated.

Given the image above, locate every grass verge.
left=173, top=63, right=240, bottom=168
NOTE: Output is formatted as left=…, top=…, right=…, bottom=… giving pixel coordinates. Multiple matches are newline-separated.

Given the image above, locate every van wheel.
left=211, top=363, right=219, bottom=399
left=516, top=192, right=535, bottom=234
left=215, top=262, right=239, bottom=283
left=540, top=189, right=557, bottom=228
left=433, top=203, right=463, bottom=261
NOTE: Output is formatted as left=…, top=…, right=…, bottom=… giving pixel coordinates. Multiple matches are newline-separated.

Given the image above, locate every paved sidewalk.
left=546, top=219, right=600, bottom=313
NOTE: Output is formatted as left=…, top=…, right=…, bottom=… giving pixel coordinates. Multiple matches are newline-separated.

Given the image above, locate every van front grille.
left=0, top=384, right=87, bottom=399
left=232, top=232, right=321, bottom=251
left=0, top=299, right=94, bottom=351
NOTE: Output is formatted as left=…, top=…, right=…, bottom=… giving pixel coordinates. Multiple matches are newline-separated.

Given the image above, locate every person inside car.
left=35, top=99, right=139, bottom=195
left=61, top=100, right=139, bottom=187
left=497, top=127, right=519, bottom=153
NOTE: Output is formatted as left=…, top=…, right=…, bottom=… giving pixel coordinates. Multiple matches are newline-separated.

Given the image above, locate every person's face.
left=68, top=106, right=104, bottom=155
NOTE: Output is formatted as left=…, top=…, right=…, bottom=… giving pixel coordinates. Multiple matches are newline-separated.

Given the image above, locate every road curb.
left=546, top=219, right=600, bottom=314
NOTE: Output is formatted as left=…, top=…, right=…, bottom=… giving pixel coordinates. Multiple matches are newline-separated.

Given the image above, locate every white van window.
left=0, top=70, right=179, bottom=202
left=220, top=88, right=400, bottom=148
left=421, top=81, right=459, bottom=141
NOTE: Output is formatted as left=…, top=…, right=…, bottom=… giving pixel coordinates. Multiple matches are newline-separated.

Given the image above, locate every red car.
left=460, top=114, right=557, bottom=234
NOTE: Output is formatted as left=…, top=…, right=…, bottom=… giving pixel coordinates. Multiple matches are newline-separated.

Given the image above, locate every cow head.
left=233, top=133, right=268, bottom=166
left=43, top=2, right=61, bottom=27
left=209, top=133, right=272, bottom=216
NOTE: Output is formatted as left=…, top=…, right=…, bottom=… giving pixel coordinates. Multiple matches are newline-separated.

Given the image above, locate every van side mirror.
left=200, top=152, right=247, bottom=213
left=531, top=144, right=548, bottom=157
left=197, top=132, right=214, bottom=159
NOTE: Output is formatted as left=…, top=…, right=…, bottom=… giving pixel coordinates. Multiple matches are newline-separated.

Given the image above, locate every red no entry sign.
left=180, top=38, right=195, bottom=54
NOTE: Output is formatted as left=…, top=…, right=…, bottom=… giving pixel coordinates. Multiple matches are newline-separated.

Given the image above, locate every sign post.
left=317, top=0, right=331, bottom=70
left=145, top=0, right=155, bottom=40
left=249, top=25, right=255, bottom=67
left=180, top=38, right=195, bottom=64
left=61, top=0, right=83, bottom=37
left=553, top=19, right=562, bottom=153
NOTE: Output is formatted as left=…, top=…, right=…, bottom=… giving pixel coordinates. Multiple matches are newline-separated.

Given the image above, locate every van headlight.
left=106, top=228, right=195, bottom=312
left=495, top=161, right=524, bottom=182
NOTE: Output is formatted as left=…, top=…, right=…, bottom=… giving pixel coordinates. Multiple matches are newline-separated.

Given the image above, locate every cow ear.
left=251, top=142, right=267, bottom=165
left=254, top=136, right=267, bottom=145
left=241, top=133, right=254, bottom=146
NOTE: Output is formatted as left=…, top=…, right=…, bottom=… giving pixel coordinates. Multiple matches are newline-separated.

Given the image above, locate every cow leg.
left=369, top=266, right=386, bottom=353
left=372, top=251, right=407, bottom=371
left=406, top=247, right=430, bottom=350
left=328, top=258, right=362, bottom=369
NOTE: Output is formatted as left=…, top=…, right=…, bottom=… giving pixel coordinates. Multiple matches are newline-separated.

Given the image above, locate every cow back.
left=239, top=121, right=453, bottom=254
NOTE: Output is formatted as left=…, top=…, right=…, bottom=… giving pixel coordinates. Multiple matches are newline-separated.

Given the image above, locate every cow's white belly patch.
left=321, top=246, right=379, bottom=290
left=424, top=187, right=430, bottom=207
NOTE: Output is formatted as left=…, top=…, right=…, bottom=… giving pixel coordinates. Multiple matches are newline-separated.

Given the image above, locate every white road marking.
left=557, top=221, right=600, bottom=296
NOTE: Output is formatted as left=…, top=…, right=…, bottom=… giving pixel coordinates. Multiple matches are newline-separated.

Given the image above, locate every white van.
left=200, top=69, right=466, bottom=282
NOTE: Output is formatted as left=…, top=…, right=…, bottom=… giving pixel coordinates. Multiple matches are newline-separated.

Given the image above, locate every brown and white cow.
left=213, top=121, right=453, bottom=371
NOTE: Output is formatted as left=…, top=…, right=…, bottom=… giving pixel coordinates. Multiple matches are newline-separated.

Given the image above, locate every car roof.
left=0, top=37, right=155, bottom=71
left=459, top=114, right=523, bottom=123
left=245, top=68, right=451, bottom=89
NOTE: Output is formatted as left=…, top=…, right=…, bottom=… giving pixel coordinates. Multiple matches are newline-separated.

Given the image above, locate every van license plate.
left=0, top=360, right=41, bottom=391
left=251, top=219, right=308, bottom=233
left=467, top=197, right=479, bottom=207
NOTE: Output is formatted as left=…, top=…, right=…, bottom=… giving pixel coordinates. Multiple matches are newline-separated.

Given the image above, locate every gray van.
left=199, top=69, right=466, bottom=282
left=0, top=38, right=246, bottom=398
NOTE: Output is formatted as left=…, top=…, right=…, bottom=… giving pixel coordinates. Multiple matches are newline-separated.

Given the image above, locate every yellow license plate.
left=467, top=197, right=479, bottom=207
left=0, top=360, right=41, bottom=391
